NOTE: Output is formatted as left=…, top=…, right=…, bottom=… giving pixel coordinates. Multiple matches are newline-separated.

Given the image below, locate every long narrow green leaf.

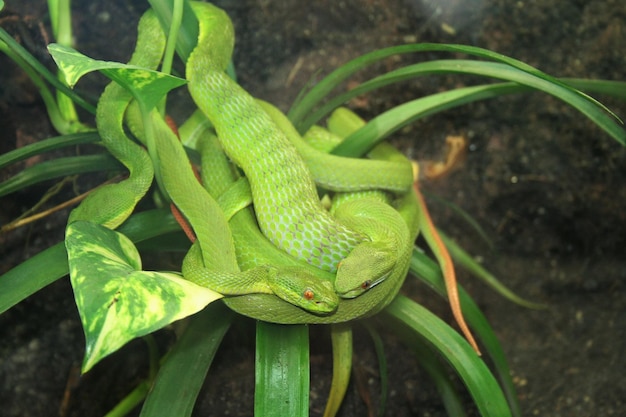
left=424, top=192, right=494, bottom=249
left=383, top=295, right=511, bottom=417
left=0, top=209, right=180, bottom=315
left=0, top=132, right=100, bottom=170
left=402, top=333, right=467, bottom=417
left=0, top=26, right=95, bottom=114
left=255, top=323, right=309, bottom=417
left=362, top=324, right=388, bottom=417
left=323, top=324, right=352, bottom=417
left=564, top=78, right=626, bottom=100
left=148, top=0, right=198, bottom=62
left=408, top=248, right=521, bottom=417
left=438, top=232, right=547, bottom=310
left=0, top=154, right=121, bottom=198
left=300, top=62, right=515, bottom=133
left=0, top=241, right=68, bottom=315
left=140, top=303, right=234, bottom=417
left=332, top=83, right=522, bottom=157
left=324, top=60, right=625, bottom=154
left=288, top=43, right=617, bottom=130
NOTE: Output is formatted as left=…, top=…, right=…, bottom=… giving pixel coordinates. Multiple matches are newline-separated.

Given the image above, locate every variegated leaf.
left=47, top=43, right=187, bottom=112
left=65, top=221, right=222, bottom=372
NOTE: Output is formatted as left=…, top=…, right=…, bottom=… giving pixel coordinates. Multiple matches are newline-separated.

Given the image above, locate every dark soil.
left=1, top=0, right=625, bottom=416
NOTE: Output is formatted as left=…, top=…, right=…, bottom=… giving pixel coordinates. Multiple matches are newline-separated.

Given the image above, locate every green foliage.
left=255, top=323, right=310, bottom=417
left=48, top=43, right=187, bottom=113
left=1, top=0, right=624, bottom=416
left=65, top=221, right=221, bottom=372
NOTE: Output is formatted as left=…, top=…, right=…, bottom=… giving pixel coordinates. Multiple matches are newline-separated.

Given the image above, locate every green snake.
left=257, top=100, right=412, bottom=298
left=148, top=111, right=339, bottom=314
left=121, top=96, right=340, bottom=315
left=69, top=2, right=423, bottom=324
left=176, top=106, right=418, bottom=323
left=67, top=11, right=161, bottom=228
left=69, top=8, right=339, bottom=315
left=161, top=2, right=417, bottom=322
left=186, top=3, right=414, bottom=300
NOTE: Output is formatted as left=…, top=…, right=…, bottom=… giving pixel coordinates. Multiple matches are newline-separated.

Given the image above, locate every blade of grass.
left=438, top=231, right=547, bottom=309
left=322, top=60, right=625, bottom=154
left=288, top=43, right=619, bottom=130
left=48, top=0, right=83, bottom=127
left=408, top=248, right=522, bottom=417
left=384, top=295, right=512, bottom=417
left=148, top=0, right=198, bottom=62
left=0, top=26, right=96, bottom=114
left=139, top=302, right=234, bottom=417
left=0, top=242, right=68, bottom=315
left=564, top=78, right=626, bottom=101
left=323, top=324, right=352, bottom=417
left=0, top=132, right=100, bottom=170
left=333, top=83, right=522, bottom=157
left=0, top=154, right=120, bottom=198
left=362, top=323, right=388, bottom=417
left=255, top=322, right=309, bottom=417
left=393, top=326, right=467, bottom=417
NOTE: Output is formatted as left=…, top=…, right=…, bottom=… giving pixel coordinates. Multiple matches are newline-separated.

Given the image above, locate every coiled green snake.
left=68, top=1, right=479, bottom=352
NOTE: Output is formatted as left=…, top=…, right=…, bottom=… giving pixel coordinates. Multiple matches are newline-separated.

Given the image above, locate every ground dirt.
left=1, top=0, right=625, bottom=416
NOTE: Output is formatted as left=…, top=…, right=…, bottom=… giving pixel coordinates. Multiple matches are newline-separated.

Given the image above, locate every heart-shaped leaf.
left=48, top=43, right=187, bottom=112
left=65, top=221, right=222, bottom=372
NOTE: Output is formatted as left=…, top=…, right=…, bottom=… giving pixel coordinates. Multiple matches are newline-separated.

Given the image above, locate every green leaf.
left=0, top=132, right=100, bottom=170
left=409, top=249, right=522, bottom=416
left=438, top=231, right=547, bottom=309
left=323, top=324, right=352, bottom=417
left=0, top=27, right=96, bottom=115
left=325, top=60, right=626, bottom=154
left=0, top=154, right=121, bottom=198
left=0, top=209, right=182, bottom=316
left=332, top=83, right=520, bottom=157
left=0, top=242, right=68, bottom=316
left=405, top=335, right=468, bottom=416
left=148, top=0, right=199, bottom=63
left=47, top=43, right=187, bottom=112
left=564, top=78, right=626, bottom=100
left=65, top=221, right=221, bottom=372
left=289, top=43, right=618, bottom=129
left=384, top=295, right=512, bottom=417
left=255, top=322, right=309, bottom=417
left=140, top=303, right=234, bottom=417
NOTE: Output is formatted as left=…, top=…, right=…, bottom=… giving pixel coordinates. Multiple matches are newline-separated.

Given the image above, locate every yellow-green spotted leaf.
left=47, top=43, right=187, bottom=112
left=65, top=221, right=222, bottom=373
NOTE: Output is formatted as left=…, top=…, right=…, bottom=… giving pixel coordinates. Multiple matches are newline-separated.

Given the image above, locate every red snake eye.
left=361, top=280, right=372, bottom=290
left=304, top=289, right=315, bottom=300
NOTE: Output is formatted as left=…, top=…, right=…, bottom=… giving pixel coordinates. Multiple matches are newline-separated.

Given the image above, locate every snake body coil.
left=187, top=3, right=365, bottom=273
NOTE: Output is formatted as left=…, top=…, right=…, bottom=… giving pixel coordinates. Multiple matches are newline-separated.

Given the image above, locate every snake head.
left=269, top=267, right=339, bottom=314
left=335, top=241, right=396, bottom=299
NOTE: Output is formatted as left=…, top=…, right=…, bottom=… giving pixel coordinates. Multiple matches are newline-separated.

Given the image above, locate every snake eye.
left=303, top=289, right=315, bottom=300
left=361, top=280, right=372, bottom=290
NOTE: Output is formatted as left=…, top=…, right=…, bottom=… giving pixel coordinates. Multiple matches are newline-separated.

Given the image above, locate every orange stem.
left=170, top=203, right=196, bottom=243
left=414, top=182, right=481, bottom=355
